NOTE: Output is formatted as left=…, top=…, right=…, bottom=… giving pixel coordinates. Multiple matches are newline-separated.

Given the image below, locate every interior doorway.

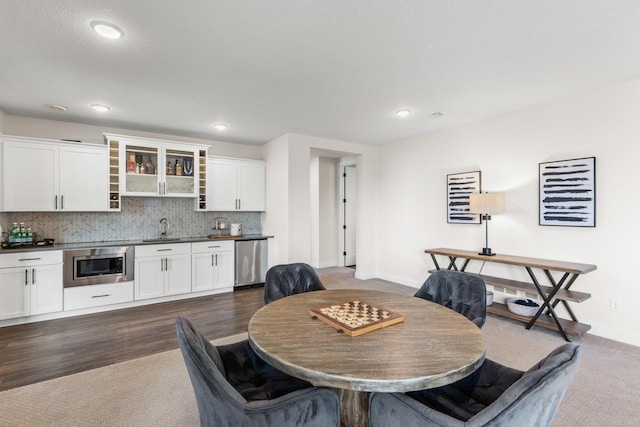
left=342, top=164, right=357, bottom=267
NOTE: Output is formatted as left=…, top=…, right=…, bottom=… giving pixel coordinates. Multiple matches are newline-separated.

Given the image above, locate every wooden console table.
left=425, top=248, right=596, bottom=342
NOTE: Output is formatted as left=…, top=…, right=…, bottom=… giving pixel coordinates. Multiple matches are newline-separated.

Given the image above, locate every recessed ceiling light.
left=430, top=112, right=444, bottom=118
left=91, top=104, right=110, bottom=112
left=213, top=123, right=228, bottom=131
left=47, top=104, right=67, bottom=112
left=90, top=20, right=124, bottom=39
left=395, top=109, right=412, bottom=117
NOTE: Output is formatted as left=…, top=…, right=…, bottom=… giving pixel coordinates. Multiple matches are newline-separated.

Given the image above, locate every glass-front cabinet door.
left=123, top=142, right=161, bottom=196
left=113, top=135, right=205, bottom=198
left=163, top=144, right=197, bottom=197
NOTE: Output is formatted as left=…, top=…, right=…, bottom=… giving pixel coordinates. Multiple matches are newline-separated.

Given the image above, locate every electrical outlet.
left=610, top=298, right=622, bottom=312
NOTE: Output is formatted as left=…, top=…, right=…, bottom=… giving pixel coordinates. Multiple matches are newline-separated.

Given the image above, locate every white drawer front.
left=0, top=250, right=63, bottom=269
left=191, top=240, right=234, bottom=254
left=135, top=243, right=191, bottom=257
left=64, top=282, right=134, bottom=311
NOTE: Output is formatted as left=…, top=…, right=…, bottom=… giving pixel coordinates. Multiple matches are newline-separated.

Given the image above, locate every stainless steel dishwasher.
left=235, top=238, right=268, bottom=288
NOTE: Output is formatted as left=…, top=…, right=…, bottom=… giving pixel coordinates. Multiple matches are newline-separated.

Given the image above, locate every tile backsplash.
left=4, top=198, right=261, bottom=243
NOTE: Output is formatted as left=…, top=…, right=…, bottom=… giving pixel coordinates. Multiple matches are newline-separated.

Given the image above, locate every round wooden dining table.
left=248, top=289, right=486, bottom=427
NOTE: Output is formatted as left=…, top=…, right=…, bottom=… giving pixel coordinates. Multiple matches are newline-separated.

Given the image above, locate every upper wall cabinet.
left=206, top=157, right=266, bottom=211
left=103, top=134, right=209, bottom=201
left=1, top=135, right=108, bottom=212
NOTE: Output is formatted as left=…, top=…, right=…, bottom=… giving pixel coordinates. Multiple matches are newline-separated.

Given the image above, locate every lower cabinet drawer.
left=64, top=282, right=134, bottom=311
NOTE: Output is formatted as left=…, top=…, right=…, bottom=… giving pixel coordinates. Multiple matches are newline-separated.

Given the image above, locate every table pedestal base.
left=337, top=388, right=369, bottom=427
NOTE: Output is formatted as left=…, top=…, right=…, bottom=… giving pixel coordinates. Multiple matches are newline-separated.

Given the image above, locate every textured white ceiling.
left=1, top=0, right=640, bottom=146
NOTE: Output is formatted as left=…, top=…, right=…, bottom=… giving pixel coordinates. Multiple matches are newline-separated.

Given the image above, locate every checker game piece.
left=309, top=300, right=405, bottom=336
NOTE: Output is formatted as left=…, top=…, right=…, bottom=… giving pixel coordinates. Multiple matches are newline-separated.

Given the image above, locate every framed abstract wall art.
left=447, top=171, right=481, bottom=224
left=539, top=157, right=596, bottom=227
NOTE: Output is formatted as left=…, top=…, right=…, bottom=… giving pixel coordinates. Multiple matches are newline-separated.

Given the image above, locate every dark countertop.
left=0, top=234, right=273, bottom=253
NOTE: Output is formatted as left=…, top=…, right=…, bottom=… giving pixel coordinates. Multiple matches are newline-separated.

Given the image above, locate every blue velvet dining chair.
left=176, top=315, right=340, bottom=427
left=369, top=343, right=582, bottom=427
left=414, top=270, right=487, bottom=328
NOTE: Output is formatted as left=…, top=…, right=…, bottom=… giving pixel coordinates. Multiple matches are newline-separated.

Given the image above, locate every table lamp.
left=468, top=192, right=505, bottom=256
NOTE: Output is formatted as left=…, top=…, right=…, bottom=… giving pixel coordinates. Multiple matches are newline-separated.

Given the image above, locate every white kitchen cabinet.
left=105, top=134, right=208, bottom=199
left=0, top=250, right=63, bottom=320
left=134, top=243, right=192, bottom=301
left=207, top=157, right=266, bottom=211
left=191, top=241, right=234, bottom=292
left=1, top=136, right=108, bottom=212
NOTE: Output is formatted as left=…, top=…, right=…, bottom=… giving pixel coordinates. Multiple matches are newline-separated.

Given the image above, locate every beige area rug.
left=2, top=319, right=640, bottom=426
left=0, top=333, right=247, bottom=427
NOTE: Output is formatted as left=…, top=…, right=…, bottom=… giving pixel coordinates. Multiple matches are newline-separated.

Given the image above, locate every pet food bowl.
left=486, top=291, right=494, bottom=306
left=506, top=298, right=540, bottom=317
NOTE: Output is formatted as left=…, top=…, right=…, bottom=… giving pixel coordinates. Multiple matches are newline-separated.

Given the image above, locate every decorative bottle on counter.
left=8, top=223, right=18, bottom=245
left=18, top=223, right=26, bottom=245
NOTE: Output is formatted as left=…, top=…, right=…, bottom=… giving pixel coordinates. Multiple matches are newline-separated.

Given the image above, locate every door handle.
left=238, top=199, right=241, bottom=210
left=61, top=195, right=64, bottom=210
left=32, top=268, right=36, bottom=284
left=215, top=254, right=218, bottom=266
left=55, top=195, right=58, bottom=210
left=160, top=258, right=164, bottom=271
left=25, top=269, right=29, bottom=286
left=211, top=254, right=214, bottom=266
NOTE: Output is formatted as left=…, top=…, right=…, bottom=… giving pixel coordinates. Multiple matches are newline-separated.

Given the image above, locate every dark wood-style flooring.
left=0, top=267, right=413, bottom=392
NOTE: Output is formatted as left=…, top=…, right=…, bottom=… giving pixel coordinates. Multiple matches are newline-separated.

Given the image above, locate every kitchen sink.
left=141, top=237, right=181, bottom=242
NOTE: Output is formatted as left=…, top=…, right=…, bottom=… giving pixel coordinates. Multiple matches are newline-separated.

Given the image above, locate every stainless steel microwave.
left=63, top=246, right=134, bottom=288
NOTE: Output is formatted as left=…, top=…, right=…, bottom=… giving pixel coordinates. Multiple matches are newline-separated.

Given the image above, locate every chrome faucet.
left=160, top=218, right=169, bottom=239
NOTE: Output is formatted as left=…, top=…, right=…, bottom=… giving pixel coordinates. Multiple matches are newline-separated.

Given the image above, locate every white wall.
left=318, top=157, right=339, bottom=267
left=0, top=108, right=6, bottom=132
left=261, top=134, right=290, bottom=264
left=374, top=78, right=640, bottom=346
left=264, top=133, right=378, bottom=276
left=3, top=115, right=263, bottom=159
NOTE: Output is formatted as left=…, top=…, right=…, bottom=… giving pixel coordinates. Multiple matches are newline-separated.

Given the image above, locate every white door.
left=214, top=249, right=235, bottom=288
left=192, top=252, right=216, bottom=292
left=207, top=159, right=238, bottom=210
left=135, top=257, right=165, bottom=300
left=3, top=141, right=59, bottom=211
left=344, top=165, right=357, bottom=267
left=0, top=267, right=30, bottom=320
left=238, top=162, right=266, bottom=211
left=59, top=146, right=109, bottom=211
left=30, top=264, right=63, bottom=315
left=164, top=254, right=192, bottom=295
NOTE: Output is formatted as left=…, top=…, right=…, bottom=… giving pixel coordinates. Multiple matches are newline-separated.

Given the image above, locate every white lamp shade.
left=468, top=193, right=505, bottom=214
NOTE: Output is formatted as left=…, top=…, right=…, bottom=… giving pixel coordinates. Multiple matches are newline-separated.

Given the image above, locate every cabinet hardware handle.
left=157, top=249, right=172, bottom=251
left=25, top=269, right=29, bottom=286
left=18, top=258, right=42, bottom=261
left=215, top=254, right=218, bottom=266
left=208, top=245, right=221, bottom=248
left=55, top=195, right=58, bottom=210
left=61, top=195, right=64, bottom=210
left=238, top=199, right=241, bottom=210
left=91, top=294, right=111, bottom=298
left=211, top=254, right=214, bottom=266
left=164, top=258, right=168, bottom=271
left=32, top=268, right=36, bottom=284
left=160, top=258, right=164, bottom=271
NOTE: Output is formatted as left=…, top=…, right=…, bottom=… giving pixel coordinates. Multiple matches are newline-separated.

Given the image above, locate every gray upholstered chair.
left=369, top=343, right=582, bottom=427
left=176, top=316, right=340, bottom=427
left=414, top=270, right=487, bottom=328
left=263, top=263, right=326, bottom=305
